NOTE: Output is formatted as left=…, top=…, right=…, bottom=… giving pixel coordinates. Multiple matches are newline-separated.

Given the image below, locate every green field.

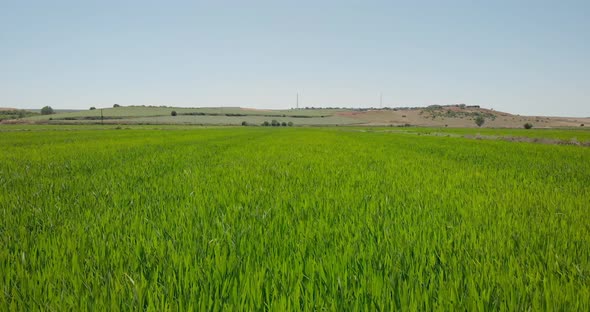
left=1, top=127, right=589, bottom=310
left=22, top=106, right=358, bottom=126
left=389, top=127, right=590, bottom=142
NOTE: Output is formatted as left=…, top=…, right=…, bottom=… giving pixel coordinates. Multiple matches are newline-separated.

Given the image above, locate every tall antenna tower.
left=380, top=92, right=383, bottom=109
left=296, top=93, right=299, bottom=110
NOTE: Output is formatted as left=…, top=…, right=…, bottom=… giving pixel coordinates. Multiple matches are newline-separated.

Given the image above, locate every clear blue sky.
left=1, top=0, right=588, bottom=116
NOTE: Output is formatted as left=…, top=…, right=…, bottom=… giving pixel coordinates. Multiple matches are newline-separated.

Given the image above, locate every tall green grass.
left=1, top=128, right=589, bottom=310
left=387, top=126, right=590, bottom=142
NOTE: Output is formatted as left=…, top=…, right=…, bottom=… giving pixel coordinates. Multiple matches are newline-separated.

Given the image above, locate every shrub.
left=262, top=121, right=270, bottom=126
left=41, top=106, right=54, bottom=115
left=241, top=121, right=248, bottom=126
left=287, top=122, right=294, bottom=127
left=113, top=104, right=120, bottom=108
left=171, top=111, right=177, bottom=116
left=524, top=123, right=533, bottom=129
left=581, top=124, right=584, bottom=127
left=271, top=120, right=279, bottom=127
left=475, top=116, right=485, bottom=127
left=90, top=107, right=96, bottom=110
left=281, top=122, right=287, bottom=127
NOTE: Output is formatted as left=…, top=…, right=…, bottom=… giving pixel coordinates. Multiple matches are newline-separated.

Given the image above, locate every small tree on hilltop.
left=524, top=123, right=533, bottom=129
left=475, top=116, right=485, bottom=127
left=171, top=111, right=177, bottom=116
left=41, top=106, right=54, bottom=115
left=113, top=104, right=120, bottom=108
left=89, top=107, right=96, bottom=110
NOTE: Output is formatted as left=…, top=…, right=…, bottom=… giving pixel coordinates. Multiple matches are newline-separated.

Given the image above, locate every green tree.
left=41, top=106, right=54, bottom=115
left=475, top=116, right=485, bottom=127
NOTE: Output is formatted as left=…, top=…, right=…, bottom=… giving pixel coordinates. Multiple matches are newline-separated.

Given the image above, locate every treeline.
left=242, top=120, right=294, bottom=127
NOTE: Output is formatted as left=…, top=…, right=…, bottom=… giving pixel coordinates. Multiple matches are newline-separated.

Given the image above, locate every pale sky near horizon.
left=1, top=0, right=589, bottom=116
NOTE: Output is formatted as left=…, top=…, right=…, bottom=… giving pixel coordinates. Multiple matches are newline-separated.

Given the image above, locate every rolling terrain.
left=2, top=105, right=588, bottom=128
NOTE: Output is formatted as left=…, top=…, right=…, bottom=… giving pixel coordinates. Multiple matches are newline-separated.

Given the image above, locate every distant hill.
left=2, top=105, right=589, bottom=128
left=333, top=105, right=589, bottom=128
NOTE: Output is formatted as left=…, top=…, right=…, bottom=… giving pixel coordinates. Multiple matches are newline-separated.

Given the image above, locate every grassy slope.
left=25, top=106, right=343, bottom=119
left=22, top=106, right=356, bottom=126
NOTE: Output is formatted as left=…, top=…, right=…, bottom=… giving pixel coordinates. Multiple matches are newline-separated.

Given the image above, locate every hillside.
left=335, top=105, right=589, bottom=128
left=0, top=108, right=40, bottom=121
left=3, top=105, right=589, bottom=128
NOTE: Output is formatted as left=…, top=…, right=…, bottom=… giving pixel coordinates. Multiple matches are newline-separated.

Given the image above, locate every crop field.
left=17, top=106, right=360, bottom=127
left=390, top=127, right=590, bottom=142
left=40, top=115, right=358, bottom=126
left=1, top=127, right=589, bottom=310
